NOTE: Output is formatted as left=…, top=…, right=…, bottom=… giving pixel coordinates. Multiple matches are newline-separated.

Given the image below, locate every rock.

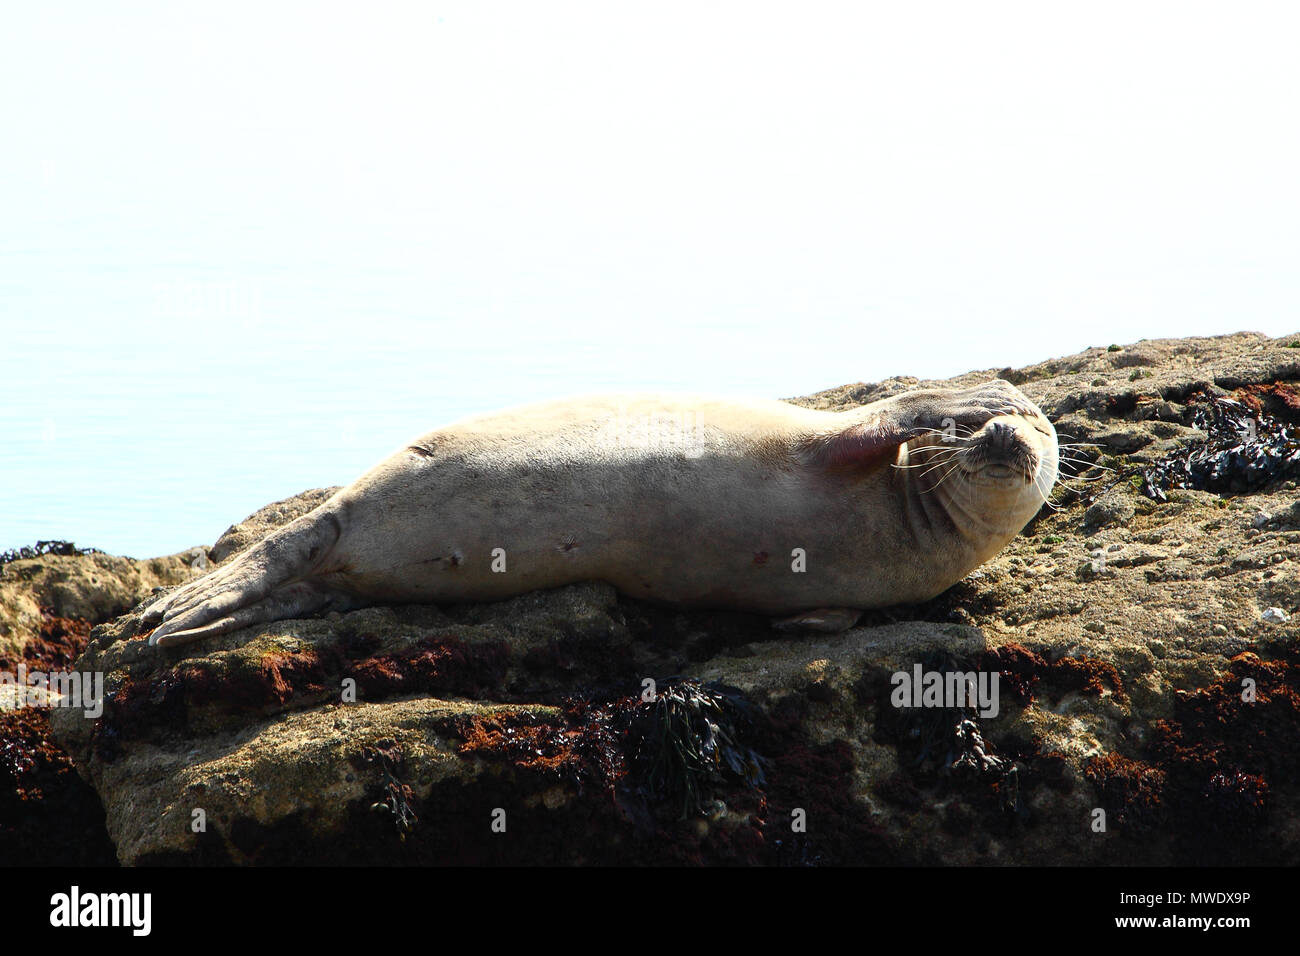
left=1262, top=607, right=1291, bottom=623
left=1091, top=426, right=1154, bottom=454
left=56, top=593, right=1028, bottom=864
left=1083, top=488, right=1137, bottom=529
left=1107, top=349, right=1159, bottom=369
left=0, top=552, right=199, bottom=664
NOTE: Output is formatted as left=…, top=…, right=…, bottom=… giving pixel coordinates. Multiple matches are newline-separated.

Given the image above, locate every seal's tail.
left=140, top=511, right=347, bottom=647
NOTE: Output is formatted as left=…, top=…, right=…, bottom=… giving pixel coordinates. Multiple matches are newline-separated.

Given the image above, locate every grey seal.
left=142, top=380, right=1057, bottom=646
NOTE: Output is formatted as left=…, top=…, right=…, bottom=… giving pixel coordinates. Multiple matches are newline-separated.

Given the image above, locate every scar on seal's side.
left=142, top=380, right=1058, bottom=647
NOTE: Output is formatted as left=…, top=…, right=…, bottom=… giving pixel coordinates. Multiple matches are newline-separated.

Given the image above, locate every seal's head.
left=961, top=413, right=1058, bottom=486
left=912, top=410, right=1058, bottom=533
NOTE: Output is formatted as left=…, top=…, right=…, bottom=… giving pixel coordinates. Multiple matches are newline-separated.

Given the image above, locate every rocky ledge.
left=10, top=331, right=1300, bottom=865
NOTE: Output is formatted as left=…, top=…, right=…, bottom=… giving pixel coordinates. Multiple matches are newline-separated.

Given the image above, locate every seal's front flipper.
left=797, top=423, right=926, bottom=472
left=771, top=607, right=863, bottom=633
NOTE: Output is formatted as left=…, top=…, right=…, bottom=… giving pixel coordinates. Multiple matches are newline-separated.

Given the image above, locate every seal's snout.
left=988, top=420, right=1017, bottom=448
left=967, top=416, right=1040, bottom=483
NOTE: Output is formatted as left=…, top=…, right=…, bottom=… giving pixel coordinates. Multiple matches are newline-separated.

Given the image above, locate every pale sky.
left=3, top=2, right=1299, bottom=554
left=5, top=3, right=1299, bottom=384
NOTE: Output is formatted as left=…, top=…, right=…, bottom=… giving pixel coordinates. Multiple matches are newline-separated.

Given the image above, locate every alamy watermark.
left=597, top=406, right=707, bottom=457
left=890, top=664, right=1000, bottom=718
left=153, top=278, right=262, bottom=325
left=49, top=886, right=150, bottom=936
left=0, top=664, right=103, bottom=718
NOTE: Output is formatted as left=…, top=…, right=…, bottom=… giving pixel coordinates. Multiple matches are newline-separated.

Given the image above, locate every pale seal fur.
left=142, top=380, right=1057, bottom=646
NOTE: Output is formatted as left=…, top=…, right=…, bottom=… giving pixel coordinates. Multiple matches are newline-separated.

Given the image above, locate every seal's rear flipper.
left=771, top=607, right=863, bottom=633
left=149, top=581, right=356, bottom=647
left=143, top=511, right=343, bottom=646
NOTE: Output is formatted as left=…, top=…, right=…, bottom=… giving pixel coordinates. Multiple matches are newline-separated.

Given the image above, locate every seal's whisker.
left=915, top=453, right=968, bottom=482
left=1033, top=469, right=1064, bottom=510
left=917, top=466, right=957, bottom=487
left=924, top=459, right=965, bottom=494
left=892, top=449, right=964, bottom=470
left=892, top=459, right=960, bottom=471
left=909, top=427, right=975, bottom=443
left=1058, top=457, right=1115, bottom=472
left=914, top=461, right=957, bottom=483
